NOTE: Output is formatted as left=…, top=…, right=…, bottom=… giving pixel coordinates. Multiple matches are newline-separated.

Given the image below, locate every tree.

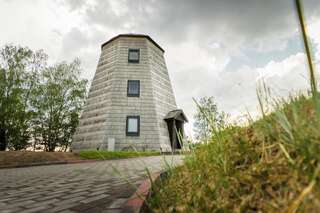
left=32, top=59, right=87, bottom=151
left=0, top=45, right=46, bottom=150
left=193, top=96, right=227, bottom=143
left=0, top=44, right=87, bottom=151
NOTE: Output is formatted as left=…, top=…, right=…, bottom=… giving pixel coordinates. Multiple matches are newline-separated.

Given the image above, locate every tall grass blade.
left=275, top=111, right=294, bottom=143
left=279, top=143, right=295, bottom=165
left=295, top=0, right=317, bottom=98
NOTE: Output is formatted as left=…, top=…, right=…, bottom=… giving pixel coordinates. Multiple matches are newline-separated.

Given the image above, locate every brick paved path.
left=0, top=155, right=183, bottom=213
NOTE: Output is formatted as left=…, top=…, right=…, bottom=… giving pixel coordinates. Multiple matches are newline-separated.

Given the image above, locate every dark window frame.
left=128, top=49, right=140, bottom=63
left=127, top=80, right=140, bottom=97
left=126, top=116, right=140, bottom=136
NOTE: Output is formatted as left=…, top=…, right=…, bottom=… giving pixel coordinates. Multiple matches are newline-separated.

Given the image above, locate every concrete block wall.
left=147, top=41, right=177, bottom=151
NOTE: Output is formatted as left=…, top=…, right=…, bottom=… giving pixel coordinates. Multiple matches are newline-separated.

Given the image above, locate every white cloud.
left=308, top=18, right=320, bottom=65
left=0, top=0, right=85, bottom=64
left=258, top=53, right=307, bottom=79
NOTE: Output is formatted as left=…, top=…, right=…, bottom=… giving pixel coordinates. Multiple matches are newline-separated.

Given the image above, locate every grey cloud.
left=60, top=0, right=89, bottom=11
left=64, top=0, right=320, bottom=53
left=61, top=27, right=88, bottom=58
left=59, top=27, right=107, bottom=80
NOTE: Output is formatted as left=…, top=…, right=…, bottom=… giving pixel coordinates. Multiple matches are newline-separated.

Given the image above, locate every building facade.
left=72, top=34, right=187, bottom=152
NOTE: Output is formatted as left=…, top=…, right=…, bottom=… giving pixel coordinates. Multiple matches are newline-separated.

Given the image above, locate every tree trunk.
left=48, top=142, right=55, bottom=152
left=48, top=147, right=55, bottom=152
left=0, top=128, right=7, bottom=151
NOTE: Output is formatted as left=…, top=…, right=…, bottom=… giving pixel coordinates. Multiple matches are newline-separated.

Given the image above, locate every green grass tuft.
left=147, top=94, right=320, bottom=212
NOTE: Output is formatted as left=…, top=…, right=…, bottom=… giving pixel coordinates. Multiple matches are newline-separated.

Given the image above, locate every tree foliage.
left=32, top=60, right=87, bottom=151
left=0, top=45, right=45, bottom=150
left=0, top=44, right=87, bottom=151
left=193, top=96, right=227, bottom=142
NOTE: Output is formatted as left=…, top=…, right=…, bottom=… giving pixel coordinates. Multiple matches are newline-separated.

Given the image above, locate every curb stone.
left=122, top=172, right=165, bottom=213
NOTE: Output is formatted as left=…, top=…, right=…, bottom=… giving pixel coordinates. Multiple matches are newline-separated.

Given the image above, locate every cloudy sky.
left=1, top=0, right=320, bottom=137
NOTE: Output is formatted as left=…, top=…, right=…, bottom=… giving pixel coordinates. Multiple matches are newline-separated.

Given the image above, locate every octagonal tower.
left=72, top=34, right=187, bottom=151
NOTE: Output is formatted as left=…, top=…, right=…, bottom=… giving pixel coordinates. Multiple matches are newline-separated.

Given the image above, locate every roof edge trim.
left=101, top=34, right=165, bottom=52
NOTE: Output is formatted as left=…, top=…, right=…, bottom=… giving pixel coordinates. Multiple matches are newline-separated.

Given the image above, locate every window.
left=127, top=80, right=140, bottom=97
left=128, top=49, right=140, bottom=63
left=126, top=116, right=140, bottom=136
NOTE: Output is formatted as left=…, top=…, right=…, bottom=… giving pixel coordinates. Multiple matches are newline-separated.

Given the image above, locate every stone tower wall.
left=72, top=40, right=117, bottom=150
left=147, top=41, right=177, bottom=151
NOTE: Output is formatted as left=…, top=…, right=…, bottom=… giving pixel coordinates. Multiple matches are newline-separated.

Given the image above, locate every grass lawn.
left=78, top=150, right=161, bottom=160
left=0, top=150, right=161, bottom=168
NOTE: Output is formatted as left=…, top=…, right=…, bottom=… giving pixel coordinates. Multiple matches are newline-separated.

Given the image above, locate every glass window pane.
left=129, top=51, right=139, bottom=60
left=128, top=80, right=139, bottom=96
left=128, top=118, right=138, bottom=132
left=129, top=81, right=138, bottom=94
left=128, top=49, right=140, bottom=63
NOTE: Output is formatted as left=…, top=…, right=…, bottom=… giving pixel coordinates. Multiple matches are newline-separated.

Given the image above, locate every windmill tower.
left=72, top=34, right=187, bottom=152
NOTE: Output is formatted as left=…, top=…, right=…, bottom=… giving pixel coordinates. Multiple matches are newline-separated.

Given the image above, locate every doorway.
left=164, top=110, right=188, bottom=151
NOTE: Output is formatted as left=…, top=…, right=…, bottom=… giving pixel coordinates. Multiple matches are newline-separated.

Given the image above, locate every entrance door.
left=174, top=120, right=183, bottom=149
left=165, top=119, right=183, bottom=150
left=164, top=109, right=188, bottom=151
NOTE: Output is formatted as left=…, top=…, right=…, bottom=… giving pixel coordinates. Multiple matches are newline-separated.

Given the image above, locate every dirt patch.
left=0, top=151, right=84, bottom=168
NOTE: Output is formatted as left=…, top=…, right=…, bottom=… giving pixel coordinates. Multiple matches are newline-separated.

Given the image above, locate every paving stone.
left=47, top=203, right=79, bottom=213
left=59, top=210, right=77, bottom=213
left=70, top=188, right=90, bottom=193
left=15, top=200, right=36, bottom=206
left=0, top=198, right=11, bottom=202
left=69, top=203, right=93, bottom=212
left=35, top=193, right=64, bottom=201
left=108, top=198, right=128, bottom=209
left=27, top=198, right=59, bottom=208
left=7, top=195, right=42, bottom=204
left=22, top=205, right=50, bottom=213
left=80, top=194, right=110, bottom=204
left=0, top=155, right=183, bottom=213
left=102, top=210, right=122, bottom=213
left=54, top=196, right=86, bottom=206
left=49, top=188, right=71, bottom=195
left=88, top=190, right=108, bottom=196
left=81, top=207, right=105, bottom=213
left=1, top=207, right=24, bottom=213
left=62, top=191, right=89, bottom=199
